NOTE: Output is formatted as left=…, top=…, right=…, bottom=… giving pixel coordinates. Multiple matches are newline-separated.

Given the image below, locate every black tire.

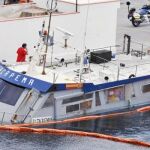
left=132, top=19, right=140, bottom=27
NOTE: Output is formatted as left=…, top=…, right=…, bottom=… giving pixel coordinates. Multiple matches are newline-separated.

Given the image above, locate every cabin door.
left=11, top=89, right=40, bottom=124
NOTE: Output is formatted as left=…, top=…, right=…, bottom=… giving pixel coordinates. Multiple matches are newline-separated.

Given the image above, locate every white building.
left=0, top=0, right=120, bottom=62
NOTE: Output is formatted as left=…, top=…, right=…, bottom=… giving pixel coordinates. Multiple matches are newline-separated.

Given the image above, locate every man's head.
left=22, top=43, right=27, bottom=48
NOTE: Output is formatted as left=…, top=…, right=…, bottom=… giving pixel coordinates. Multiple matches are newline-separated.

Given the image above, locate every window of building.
left=66, top=104, right=79, bottom=113
left=106, top=86, right=124, bottom=103
left=0, top=79, right=24, bottom=106
left=142, top=84, right=150, bottom=93
left=80, top=100, right=92, bottom=110
left=95, top=91, right=101, bottom=106
left=62, top=93, right=93, bottom=104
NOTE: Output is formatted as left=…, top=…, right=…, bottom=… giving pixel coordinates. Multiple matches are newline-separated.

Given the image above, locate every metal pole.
left=76, top=0, right=78, bottom=12
left=126, top=1, right=131, bottom=13
left=1, top=112, right=5, bottom=125
left=127, top=35, right=131, bottom=55
left=42, top=0, right=54, bottom=75
left=4, top=0, right=6, bottom=5
left=50, top=31, right=54, bottom=66
left=53, top=97, right=56, bottom=120
left=53, top=73, right=56, bottom=83
left=141, top=44, right=143, bottom=60
left=135, top=65, right=138, bottom=76
left=123, top=34, right=126, bottom=53
left=128, top=5, right=130, bottom=13
left=110, top=46, right=111, bottom=51
left=117, top=66, right=120, bottom=80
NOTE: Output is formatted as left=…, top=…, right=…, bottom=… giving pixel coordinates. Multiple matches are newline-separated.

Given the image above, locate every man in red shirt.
left=16, top=43, right=28, bottom=62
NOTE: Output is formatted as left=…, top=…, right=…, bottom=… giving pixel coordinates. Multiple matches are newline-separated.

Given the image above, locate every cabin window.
left=95, top=92, right=101, bottom=106
left=66, top=104, right=79, bottom=113
left=0, top=79, right=24, bottom=106
left=106, top=86, right=124, bottom=103
left=42, top=94, right=54, bottom=108
left=80, top=100, right=92, bottom=110
left=62, top=93, right=93, bottom=104
left=142, top=84, right=150, bottom=93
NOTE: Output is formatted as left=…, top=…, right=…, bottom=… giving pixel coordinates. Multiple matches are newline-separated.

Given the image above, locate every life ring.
left=129, top=74, right=135, bottom=78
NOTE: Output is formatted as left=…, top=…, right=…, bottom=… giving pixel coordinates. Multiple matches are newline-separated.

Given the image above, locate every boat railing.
left=119, top=62, right=150, bottom=78
left=98, top=61, right=150, bottom=81
left=88, top=49, right=150, bottom=81
left=90, top=45, right=121, bottom=55
left=130, top=40, right=150, bottom=59
left=0, top=111, right=31, bottom=125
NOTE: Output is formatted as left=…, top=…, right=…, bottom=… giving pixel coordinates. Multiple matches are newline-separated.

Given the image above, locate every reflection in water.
left=44, top=111, right=150, bottom=142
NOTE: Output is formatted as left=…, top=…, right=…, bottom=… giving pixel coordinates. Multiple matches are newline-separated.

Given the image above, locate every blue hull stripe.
left=1, top=64, right=149, bottom=93
left=0, top=64, right=52, bottom=92
left=83, top=75, right=150, bottom=93
left=53, top=75, right=150, bottom=93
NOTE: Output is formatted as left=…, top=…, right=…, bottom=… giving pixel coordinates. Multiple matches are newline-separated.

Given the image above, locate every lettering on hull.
left=0, top=64, right=52, bottom=92
left=32, top=116, right=52, bottom=123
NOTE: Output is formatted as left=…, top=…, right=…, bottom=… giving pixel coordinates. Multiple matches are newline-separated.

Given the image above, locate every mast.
left=79, top=0, right=90, bottom=82
left=42, top=0, right=57, bottom=75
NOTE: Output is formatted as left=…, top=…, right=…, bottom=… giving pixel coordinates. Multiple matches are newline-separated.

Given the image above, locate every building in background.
left=0, top=0, right=120, bottom=62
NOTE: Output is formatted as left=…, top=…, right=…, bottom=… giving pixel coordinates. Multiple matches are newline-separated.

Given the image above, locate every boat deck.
left=9, top=50, right=150, bottom=84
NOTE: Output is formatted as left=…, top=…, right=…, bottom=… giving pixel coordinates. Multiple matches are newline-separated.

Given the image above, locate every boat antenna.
left=42, top=0, right=58, bottom=75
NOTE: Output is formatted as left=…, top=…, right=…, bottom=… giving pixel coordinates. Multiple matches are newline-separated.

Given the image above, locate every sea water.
left=0, top=132, right=149, bottom=150
left=0, top=111, right=149, bottom=150
left=34, top=111, right=150, bottom=142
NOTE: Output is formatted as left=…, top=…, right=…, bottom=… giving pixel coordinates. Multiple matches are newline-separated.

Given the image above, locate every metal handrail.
left=90, top=45, right=121, bottom=52
left=0, top=111, right=31, bottom=125
left=90, top=53, right=150, bottom=81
